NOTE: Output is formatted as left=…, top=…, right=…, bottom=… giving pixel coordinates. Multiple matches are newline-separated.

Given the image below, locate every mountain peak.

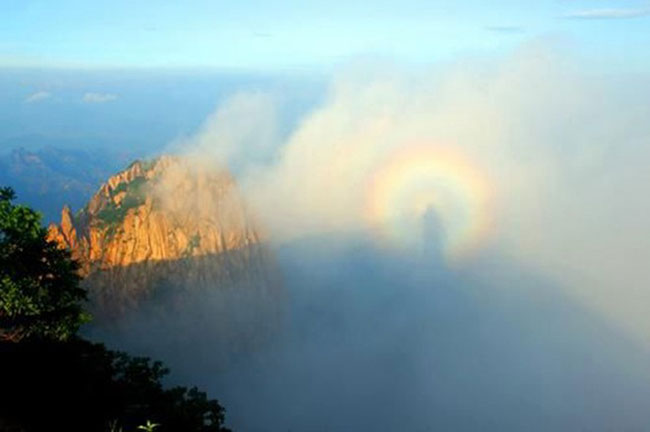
left=47, top=155, right=272, bottom=318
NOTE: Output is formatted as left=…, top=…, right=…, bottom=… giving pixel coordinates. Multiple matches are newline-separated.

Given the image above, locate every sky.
left=1, top=0, right=649, bottom=71
left=0, top=68, right=322, bottom=149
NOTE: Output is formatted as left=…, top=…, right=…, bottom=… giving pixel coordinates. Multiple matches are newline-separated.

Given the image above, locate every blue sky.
left=1, top=0, right=649, bottom=71
left=1, top=0, right=648, bottom=153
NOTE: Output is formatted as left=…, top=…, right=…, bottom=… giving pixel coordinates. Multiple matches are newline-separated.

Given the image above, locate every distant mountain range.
left=0, top=144, right=136, bottom=223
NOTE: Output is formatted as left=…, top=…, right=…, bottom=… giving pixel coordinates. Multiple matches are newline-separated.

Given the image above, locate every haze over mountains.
left=0, top=68, right=322, bottom=223
left=3, top=42, right=650, bottom=430
left=40, top=148, right=650, bottom=431
left=0, top=68, right=323, bottom=151
left=0, top=144, right=135, bottom=222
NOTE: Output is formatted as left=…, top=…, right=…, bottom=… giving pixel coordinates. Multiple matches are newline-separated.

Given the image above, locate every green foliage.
left=140, top=159, right=156, bottom=172
left=0, top=186, right=90, bottom=342
left=125, top=159, right=156, bottom=174
left=96, top=176, right=149, bottom=229
left=96, top=201, right=128, bottom=227
left=183, top=233, right=202, bottom=257
left=111, top=176, right=148, bottom=198
left=0, top=339, right=231, bottom=432
left=111, top=181, right=129, bottom=196
left=0, top=186, right=232, bottom=431
left=138, top=420, right=160, bottom=431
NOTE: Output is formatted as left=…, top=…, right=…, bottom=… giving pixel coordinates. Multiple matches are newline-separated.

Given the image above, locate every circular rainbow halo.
left=365, top=144, right=493, bottom=261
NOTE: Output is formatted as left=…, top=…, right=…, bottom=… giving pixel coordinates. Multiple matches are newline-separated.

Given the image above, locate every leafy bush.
left=183, top=233, right=202, bottom=257
left=0, top=338, right=230, bottom=431
left=0, top=186, right=232, bottom=431
left=0, top=187, right=90, bottom=342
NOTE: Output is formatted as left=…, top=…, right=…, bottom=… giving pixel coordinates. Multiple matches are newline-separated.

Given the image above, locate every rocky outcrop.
left=48, top=155, right=279, bottom=320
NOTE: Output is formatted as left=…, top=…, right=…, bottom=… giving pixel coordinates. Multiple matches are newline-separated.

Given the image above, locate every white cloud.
left=24, top=91, right=51, bottom=103
left=176, top=43, right=650, bottom=349
left=175, top=92, right=277, bottom=168
left=82, top=92, right=118, bottom=103
left=564, top=7, right=650, bottom=19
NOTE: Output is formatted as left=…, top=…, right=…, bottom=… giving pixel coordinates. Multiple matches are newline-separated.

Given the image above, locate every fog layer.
left=102, top=42, right=650, bottom=430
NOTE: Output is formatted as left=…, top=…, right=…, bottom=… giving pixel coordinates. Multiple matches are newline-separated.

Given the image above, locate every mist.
left=95, top=41, right=650, bottom=431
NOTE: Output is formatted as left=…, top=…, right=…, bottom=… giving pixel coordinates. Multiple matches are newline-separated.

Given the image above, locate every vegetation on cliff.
left=0, top=186, right=231, bottom=432
left=96, top=175, right=149, bottom=230
left=46, top=156, right=268, bottom=320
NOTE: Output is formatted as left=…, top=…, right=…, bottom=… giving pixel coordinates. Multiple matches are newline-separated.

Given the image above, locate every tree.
left=0, top=339, right=231, bottom=431
left=0, top=186, right=231, bottom=431
left=0, top=187, right=90, bottom=342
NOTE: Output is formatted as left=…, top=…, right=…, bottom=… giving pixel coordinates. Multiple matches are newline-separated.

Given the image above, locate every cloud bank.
left=24, top=91, right=51, bottom=103
left=82, top=92, right=118, bottom=103
left=564, top=7, right=650, bottom=19
left=92, top=39, right=650, bottom=430
left=176, top=41, right=650, bottom=347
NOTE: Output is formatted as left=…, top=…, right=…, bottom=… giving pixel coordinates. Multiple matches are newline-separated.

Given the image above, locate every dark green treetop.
left=0, top=186, right=90, bottom=342
left=0, top=186, right=231, bottom=431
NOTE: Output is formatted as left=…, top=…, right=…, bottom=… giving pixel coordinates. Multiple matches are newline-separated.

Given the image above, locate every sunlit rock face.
left=47, top=156, right=280, bottom=327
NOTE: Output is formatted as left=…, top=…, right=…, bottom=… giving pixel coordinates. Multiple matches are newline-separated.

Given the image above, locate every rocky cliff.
left=48, top=155, right=279, bottom=322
